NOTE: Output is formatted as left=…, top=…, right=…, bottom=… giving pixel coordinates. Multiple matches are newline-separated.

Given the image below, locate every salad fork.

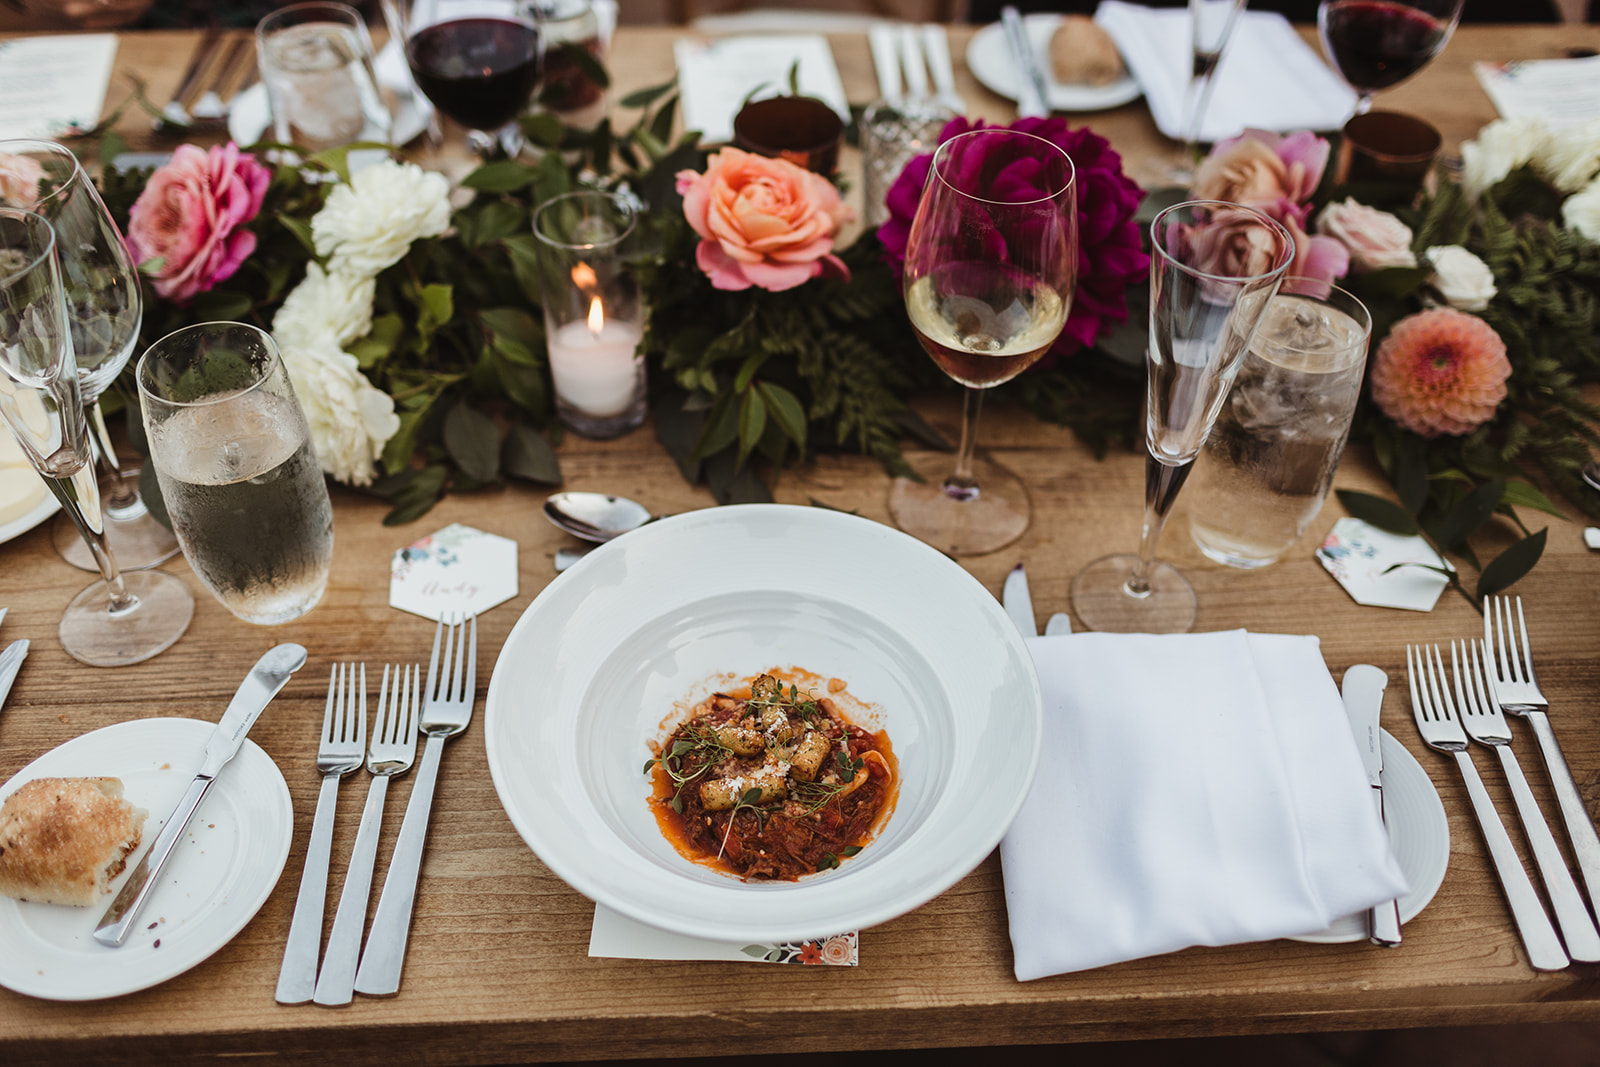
left=276, top=663, right=366, bottom=1005
left=355, top=612, right=478, bottom=997
left=1407, top=643, right=1568, bottom=971
left=1454, top=641, right=1600, bottom=962
left=1484, top=595, right=1600, bottom=916
left=314, top=664, right=419, bottom=1007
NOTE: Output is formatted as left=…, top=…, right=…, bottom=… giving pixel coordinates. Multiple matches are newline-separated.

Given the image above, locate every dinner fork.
left=314, top=664, right=419, bottom=1007
left=1484, top=595, right=1600, bottom=917
left=1454, top=640, right=1600, bottom=962
left=354, top=612, right=478, bottom=997
left=276, top=663, right=366, bottom=1005
left=1407, top=644, right=1568, bottom=971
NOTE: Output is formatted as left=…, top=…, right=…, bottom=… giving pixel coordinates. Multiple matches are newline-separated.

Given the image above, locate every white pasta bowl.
left=485, top=504, right=1042, bottom=942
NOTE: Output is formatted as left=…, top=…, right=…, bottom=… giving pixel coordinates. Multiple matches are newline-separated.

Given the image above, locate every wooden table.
left=5, top=23, right=1600, bottom=1066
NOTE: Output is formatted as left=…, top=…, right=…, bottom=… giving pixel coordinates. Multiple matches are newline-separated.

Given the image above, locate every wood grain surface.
left=3, top=22, right=1600, bottom=1066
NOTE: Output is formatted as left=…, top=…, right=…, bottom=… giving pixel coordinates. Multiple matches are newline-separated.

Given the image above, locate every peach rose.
left=675, top=148, right=852, bottom=292
left=0, top=153, right=44, bottom=208
left=1191, top=129, right=1328, bottom=222
left=1316, top=198, right=1417, bottom=273
left=1180, top=206, right=1293, bottom=283
left=126, top=142, right=270, bottom=305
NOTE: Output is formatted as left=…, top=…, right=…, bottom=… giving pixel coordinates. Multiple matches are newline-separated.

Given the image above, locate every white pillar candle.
left=547, top=316, right=643, bottom=419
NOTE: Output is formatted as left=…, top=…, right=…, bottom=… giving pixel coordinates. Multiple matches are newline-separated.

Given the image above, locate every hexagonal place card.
left=389, top=523, right=518, bottom=621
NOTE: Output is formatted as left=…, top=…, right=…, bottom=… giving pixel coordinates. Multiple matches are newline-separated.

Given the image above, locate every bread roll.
left=0, top=777, right=147, bottom=906
left=1049, top=15, right=1125, bottom=87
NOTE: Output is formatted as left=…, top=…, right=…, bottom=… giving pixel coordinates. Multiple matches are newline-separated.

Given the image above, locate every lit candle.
left=546, top=294, right=643, bottom=418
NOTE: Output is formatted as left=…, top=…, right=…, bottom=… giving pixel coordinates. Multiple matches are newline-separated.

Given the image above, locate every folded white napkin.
left=674, top=34, right=851, bottom=145
left=1094, top=1, right=1356, bottom=142
left=1001, top=630, right=1408, bottom=980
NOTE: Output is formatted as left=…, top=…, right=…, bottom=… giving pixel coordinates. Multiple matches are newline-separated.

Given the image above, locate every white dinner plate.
left=485, top=504, right=1043, bottom=943
left=1288, top=729, right=1450, bottom=944
left=0, top=718, right=293, bottom=1001
left=0, top=486, right=58, bottom=547
left=966, top=14, right=1142, bottom=113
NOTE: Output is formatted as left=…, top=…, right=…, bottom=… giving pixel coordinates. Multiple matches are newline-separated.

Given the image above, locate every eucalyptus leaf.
left=756, top=381, right=807, bottom=450
left=1499, top=480, right=1568, bottom=520
left=461, top=160, right=540, bottom=193
left=1429, top=477, right=1504, bottom=552
left=619, top=81, right=675, bottom=109
left=703, top=448, right=772, bottom=505
left=382, top=405, right=430, bottom=475
left=443, top=401, right=501, bottom=483
left=1335, top=489, right=1419, bottom=535
left=381, top=464, right=449, bottom=525
left=1478, top=527, right=1548, bottom=601
left=503, top=422, right=562, bottom=485
left=737, top=387, right=768, bottom=463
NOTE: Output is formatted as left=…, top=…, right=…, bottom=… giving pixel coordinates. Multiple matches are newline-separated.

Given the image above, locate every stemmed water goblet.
left=1071, top=200, right=1292, bottom=633
left=389, top=0, right=544, bottom=157
left=0, top=139, right=179, bottom=571
left=0, top=208, right=193, bottom=666
left=1318, top=0, right=1464, bottom=114
left=888, top=128, right=1077, bottom=557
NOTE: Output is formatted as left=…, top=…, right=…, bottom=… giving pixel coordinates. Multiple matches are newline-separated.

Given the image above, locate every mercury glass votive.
left=533, top=191, right=646, bottom=439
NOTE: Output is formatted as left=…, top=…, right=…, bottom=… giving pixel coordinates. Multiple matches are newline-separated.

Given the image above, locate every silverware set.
left=869, top=22, right=964, bottom=114
left=1406, top=596, right=1600, bottom=971
left=156, top=29, right=257, bottom=133
left=275, top=613, right=477, bottom=1006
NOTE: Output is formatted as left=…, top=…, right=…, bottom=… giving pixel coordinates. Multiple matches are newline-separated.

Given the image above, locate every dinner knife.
left=94, top=643, right=308, bottom=947
left=0, top=638, right=27, bottom=714
left=1002, top=563, right=1037, bottom=638
left=1001, top=6, right=1050, bottom=119
left=1341, top=664, right=1402, bottom=947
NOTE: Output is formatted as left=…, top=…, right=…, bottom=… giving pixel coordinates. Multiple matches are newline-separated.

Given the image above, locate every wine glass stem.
left=86, top=398, right=140, bottom=513
left=42, top=469, right=137, bottom=614
left=1127, top=454, right=1194, bottom=597
left=1179, top=70, right=1220, bottom=158
left=944, top=386, right=985, bottom=502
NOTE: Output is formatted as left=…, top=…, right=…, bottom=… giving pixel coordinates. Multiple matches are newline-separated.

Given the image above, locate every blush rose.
left=1191, top=129, right=1329, bottom=223
left=1316, top=198, right=1418, bottom=273
left=126, top=142, right=270, bottom=305
left=676, top=147, right=852, bottom=292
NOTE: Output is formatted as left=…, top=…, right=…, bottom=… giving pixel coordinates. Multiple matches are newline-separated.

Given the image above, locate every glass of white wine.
left=889, top=128, right=1077, bottom=557
left=0, top=208, right=193, bottom=666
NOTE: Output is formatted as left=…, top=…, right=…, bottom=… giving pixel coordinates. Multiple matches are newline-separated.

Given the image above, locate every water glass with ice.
left=256, top=1, right=391, bottom=153
left=137, top=322, right=334, bottom=626
left=1187, top=280, right=1372, bottom=568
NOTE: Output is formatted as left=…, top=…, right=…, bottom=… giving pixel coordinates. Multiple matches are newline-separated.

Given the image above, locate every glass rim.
left=258, top=0, right=367, bottom=31
left=928, top=128, right=1077, bottom=207
left=136, top=320, right=282, bottom=410
left=0, top=139, right=86, bottom=211
left=1149, top=199, right=1296, bottom=286
left=0, top=206, right=58, bottom=285
left=532, top=190, right=637, bottom=252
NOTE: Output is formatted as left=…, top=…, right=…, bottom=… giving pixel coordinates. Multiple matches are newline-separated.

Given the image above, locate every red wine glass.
left=393, top=0, right=544, bottom=156
left=1318, top=0, right=1464, bottom=113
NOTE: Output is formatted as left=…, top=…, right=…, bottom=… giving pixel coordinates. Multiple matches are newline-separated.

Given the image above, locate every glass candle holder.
left=533, top=190, right=646, bottom=439
left=534, top=0, right=606, bottom=130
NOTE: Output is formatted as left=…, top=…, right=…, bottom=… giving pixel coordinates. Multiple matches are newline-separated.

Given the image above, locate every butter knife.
left=1002, top=563, right=1037, bottom=638
left=1341, top=664, right=1402, bottom=947
left=1001, top=6, right=1049, bottom=119
left=94, top=643, right=308, bottom=946
left=0, top=638, right=27, bottom=713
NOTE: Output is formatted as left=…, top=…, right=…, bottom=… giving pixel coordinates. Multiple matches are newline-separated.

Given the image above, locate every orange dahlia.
left=1369, top=308, right=1511, bottom=438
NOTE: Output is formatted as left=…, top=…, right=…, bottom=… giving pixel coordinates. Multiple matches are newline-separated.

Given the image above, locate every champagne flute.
left=0, top=208, right=193, bottom=666
left=1072, top=200, right=1292, bottom=633
left=888, top=128, right=1077, bottom=557
left=0, top=139, right=178, bottom=571
left=1147, top=0, right=1248, bottom=186
left=1318, top=0, right=1464, bottom=114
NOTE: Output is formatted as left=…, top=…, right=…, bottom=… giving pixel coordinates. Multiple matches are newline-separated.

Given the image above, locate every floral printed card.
left=0, top=36, right=117, bottom=142
left=389, top=523, right=518, bottom=621
left=589, top=904, right=858, bottom=966
left=1316, top=517, right=1451, bottom=612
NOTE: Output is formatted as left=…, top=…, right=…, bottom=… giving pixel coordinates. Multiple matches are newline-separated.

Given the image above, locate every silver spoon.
left=543, top=491, right=655, bottom=543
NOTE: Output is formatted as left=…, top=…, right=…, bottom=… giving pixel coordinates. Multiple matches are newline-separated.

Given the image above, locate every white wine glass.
left=1072, top=200, right=1292, bottom=633
left=0, top=139, right=179, bottom=571
left=888, top=128, right=1077, bottom=557
left=0, top=208, right=193, bottom=666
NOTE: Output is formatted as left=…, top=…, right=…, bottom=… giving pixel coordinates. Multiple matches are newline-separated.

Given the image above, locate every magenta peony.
left=126, top=142, right=270, bottom=305
left=877, top=116, right=1147, bottom=365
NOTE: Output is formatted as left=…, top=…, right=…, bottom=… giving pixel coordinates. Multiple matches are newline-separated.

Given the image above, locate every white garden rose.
left=1460, top=117, right=1548, bottom=201
left=311, top=159, right=450, bottom=279
left=1424, top=245, right=1497, bottom=312
left=1315, top=198, right=1417, bottom=272
left=279, top=338, right=400, bottom=486
left=272, top=263, right=375, bottom=348
left=1562, top=178, right=1600, bottom=239
left=1533, top=118, right=1600, bottom=194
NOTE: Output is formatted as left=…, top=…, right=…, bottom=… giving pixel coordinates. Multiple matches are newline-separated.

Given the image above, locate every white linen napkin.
left=674, top=34, right=850, bottom=145
left=1000, top=630, right=1408, bottom=980
left=1094, top=2, right=1356, bottom=142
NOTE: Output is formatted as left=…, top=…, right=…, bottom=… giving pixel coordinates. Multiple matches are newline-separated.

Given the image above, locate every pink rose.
left=1191, top=129, right=1329, bottom=226
left=126, top=142, right=270, bottom=305
left=1316, top=198, right=1417, bottom=273
left=675, top=147, right=852, bottom=292
left=0, top=152, right=44, bottom=207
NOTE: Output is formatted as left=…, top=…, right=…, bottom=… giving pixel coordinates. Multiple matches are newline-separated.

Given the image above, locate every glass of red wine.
left=1318, top=0, right=1464, bottom=113
left=888, top=129, right=1077, bottom=557
left=393, top=0, right=544, bottom=156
